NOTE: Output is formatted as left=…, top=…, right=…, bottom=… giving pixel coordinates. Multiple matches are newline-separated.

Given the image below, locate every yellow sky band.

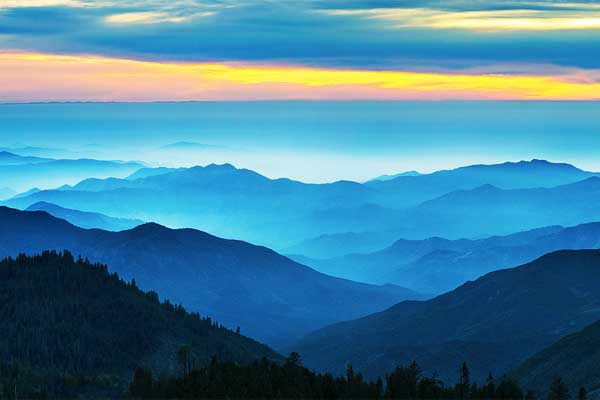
left=2, top=52, right=599, bottom=101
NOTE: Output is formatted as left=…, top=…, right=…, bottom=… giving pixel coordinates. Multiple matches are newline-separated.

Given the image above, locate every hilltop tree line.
left=129, top=352, right=587, bottom=400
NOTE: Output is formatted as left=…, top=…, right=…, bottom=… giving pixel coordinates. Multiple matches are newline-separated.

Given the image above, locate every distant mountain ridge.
left=405, top=177, right=600, bottom=239
left=370, top=159, right=597, bottom=189
left=3, top=163, right=373, bottom=247
left=0, top=151, right=144, bottom=192
left=365, top=159, right=599, bottom=208
left=0, top=146, right=72, bottom=159
left=369, top=170, right=421, bottom=182
left=0, top=150, right=52, bottom=165
left=0, top=206, right=420, bottom=348
left=285, top=231, right=399, bottom=259
left=292, top=250, right=600, bottom=382
left=5, top=159, right=596, bottom=251
left=126, top=167, right=182, bottom=180
left=26, top=201, right=144, bottom=231
left=293, top=221, right=600, bottom=294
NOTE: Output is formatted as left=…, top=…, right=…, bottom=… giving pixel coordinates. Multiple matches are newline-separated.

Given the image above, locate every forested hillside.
left=0, top=251, right=279, bottom=397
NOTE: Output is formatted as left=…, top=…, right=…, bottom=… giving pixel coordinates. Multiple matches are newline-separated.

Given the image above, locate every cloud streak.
left=104, top=10, right=215, bottom=25
left=323, top=7, right=600, bottom=31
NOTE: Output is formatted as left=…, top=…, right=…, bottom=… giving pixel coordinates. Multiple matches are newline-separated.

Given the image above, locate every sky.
left=0, top=0, right=600, bottom=101
left=1, top=101, right=599, bottom=182
left=1, top=0, right=599, bottom=182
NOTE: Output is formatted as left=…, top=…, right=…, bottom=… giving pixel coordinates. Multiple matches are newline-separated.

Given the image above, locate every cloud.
left=0, top=0, right=599, bottom=83
left=322, top=7, right=600, bottom=31
left=312, top=1, right=600, bottom=12
left=104, top=10, right=215, bottom=25
left=0, top=0, right=86, bottom=8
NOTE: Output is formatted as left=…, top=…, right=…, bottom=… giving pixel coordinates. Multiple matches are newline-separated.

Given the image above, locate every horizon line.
left=3, top=99, right=600, bottom=105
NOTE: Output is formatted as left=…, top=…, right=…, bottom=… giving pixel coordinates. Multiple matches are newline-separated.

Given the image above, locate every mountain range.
left=0, top=206, right=420, bottom=348
left=3, top=163, right=372, bottom=247
left=2, top=153, right=600, bottom=396
left=4, top=159, right=598, bottom=251
left=406, top=177, right=600, bottom=238
left=292, top=221, right=600, bottom=294
left=292, top=250, right=600, bottom=382
left=26, top=201, right=144, bottom=231
left=368, top=170, right=421, bottom=182
left=284, top=231, right=399, bottom=259
left=0, top=146, right=73, bottom=159
left=0, top=150, right=52, bottom=165
left=0, top=151, right=144, bottom=192
left=366, top=159, right=599, bottom=207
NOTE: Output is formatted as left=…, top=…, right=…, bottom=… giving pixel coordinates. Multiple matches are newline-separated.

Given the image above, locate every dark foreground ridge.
left=293, top=250, right=600, bottom=382
left=0, top=251, right=591, bottom=399
left=0, top=251, right=279, bottom=397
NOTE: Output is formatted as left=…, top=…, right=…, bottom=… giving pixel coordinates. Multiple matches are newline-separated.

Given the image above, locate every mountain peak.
left=369, top=170, right=422, bottom=182
left=26, top=201, right=56, bottom=209
left=0, top=151, right=29, bottom=160
left=527, top=159, right=551, bottom=164
left=457, top=159, right=584, bottom=173
left=130, top=222, right=170, bottom=234
left=206, top=163, right=237, bottom=170
left=525, top=159, right=579, bottom=169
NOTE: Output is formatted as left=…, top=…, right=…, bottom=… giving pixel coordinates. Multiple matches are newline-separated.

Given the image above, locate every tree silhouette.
left=458, top=361, right=470, bottom=400
left=548, top=377, right=570, bottom=400
left=178, top=344, right=192, bottom=377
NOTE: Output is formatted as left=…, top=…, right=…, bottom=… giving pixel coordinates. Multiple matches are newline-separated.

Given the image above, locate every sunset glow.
left=2, top=52, right=599, bottom=102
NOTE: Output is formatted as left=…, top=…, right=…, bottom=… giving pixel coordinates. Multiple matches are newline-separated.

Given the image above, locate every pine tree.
left=548, top=377, right=570, bottom=400
left=129, top=368, right=153, bottom=398
left=286, top=352, right=302, bottom=367
left=459, top=362, right=470, bottom=400
left=485, top=372, right=496, bottom=399
left=177, top=344, right=192, bottom=377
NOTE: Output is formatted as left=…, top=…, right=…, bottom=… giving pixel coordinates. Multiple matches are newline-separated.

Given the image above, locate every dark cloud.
left=0, top=6, right=93, bottom=34
left=0, top=0, right=599, bottom=69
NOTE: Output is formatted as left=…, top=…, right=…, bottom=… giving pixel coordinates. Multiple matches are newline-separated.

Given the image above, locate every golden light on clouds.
left=104, top=10, right=215, bottom=25
left=1, top=52, right=599, bottom=101
left=324, top=7, right=600, bottom=31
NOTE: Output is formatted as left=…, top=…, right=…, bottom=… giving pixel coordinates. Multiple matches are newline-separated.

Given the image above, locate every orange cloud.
left=1, top=52, right=599, bottom=101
